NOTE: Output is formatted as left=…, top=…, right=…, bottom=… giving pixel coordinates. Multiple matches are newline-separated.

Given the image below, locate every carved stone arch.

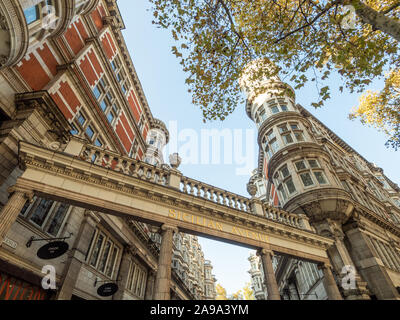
left=0, top=0, right=29, bottom=69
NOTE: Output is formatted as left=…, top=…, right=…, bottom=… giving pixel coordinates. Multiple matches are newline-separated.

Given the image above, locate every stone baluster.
left=94, top=151, right=105, bottom=166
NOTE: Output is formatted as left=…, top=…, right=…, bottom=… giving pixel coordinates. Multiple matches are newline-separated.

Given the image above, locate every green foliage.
left=149, top=0, right=400, bottom=147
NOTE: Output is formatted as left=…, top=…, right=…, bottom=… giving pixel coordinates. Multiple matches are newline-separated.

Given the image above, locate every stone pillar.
left=0, top=186, right=33, bottom=244
left=153, top=225, right=178, bottom=300
left=57, top=211, right=99, bottom=300
left=145, top=270, right=156, bottom=300
left=257, top=249, right=281, bottom=300
left=344, top=224, right=400, bottom=300
left=168, top=169, right=182, bottom=190
left=113, top=247, right=135, bottom=300
left=318, top=263, right=343, bottom=300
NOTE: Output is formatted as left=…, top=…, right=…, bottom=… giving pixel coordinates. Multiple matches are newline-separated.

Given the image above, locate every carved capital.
left=160, top=224, right=178, bottom=235
left=256, top=248, right=274, bottom=257
left=7, top=186, right=34, bottom=203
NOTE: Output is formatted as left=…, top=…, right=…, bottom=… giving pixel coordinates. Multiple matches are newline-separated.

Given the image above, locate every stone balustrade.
left=180, top=177, right=253, bottom=213
left=264, top=205, right=303, bottom=229
left=79, top=143, right=309, bottom=231
left=80, top=145, right=170, bottom=186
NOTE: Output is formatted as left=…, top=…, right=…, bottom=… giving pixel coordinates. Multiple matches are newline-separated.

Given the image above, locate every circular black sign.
left=37, top=241, right=69, bottom=260
left=97, top=283, right=119, bottom=297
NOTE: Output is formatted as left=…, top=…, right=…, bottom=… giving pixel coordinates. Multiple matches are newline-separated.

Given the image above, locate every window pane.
left=309, top=160, right=319, bottom=168
left=20, top=200, right=31, bottom=216
left=283, top=134, right=293, bottom=144
left=107, top=112, right=115, bottom=123
left=106, top=247, right=118, bottom=277
left=90, top=234, right=104, bottom=267
left=300, top=173, right=314, bottom=187
left=291, top=124, right=299, bottom=130
left=24, top=6, right=39, bottom=25
left=280, top=104, right=288, bottom=111
left=70, top=123, right=79, bottom=135
left=78, top=113, right=86, bottom=126
left=278, top=185, right=287, bottom=201
left=295, top=161, right=307, bottom=171
left=46, top=203, right=69, bottom=236
left=271, top=139, right=280, bottom=153
left=86, top=126, right=94, bottom=139
left=271, top=106, right=279, bottom=114
left=95, top=139, right=103, bottom=147
left=295, top=132, right=305, bottom=142
left=314, top=172, right=327, bottom=184
left=280, top=166, right=290, bottom=178
left=93, top=86, right=101, bottom=100
left=30, top=199, right=54, bottom=227
left=100, top=100, right=107, bottom=112
left=98, top=241, right=112, bottom=273
left=279, top=125, right=288, bottom=133
left=285, top=178, right=296, bottom=194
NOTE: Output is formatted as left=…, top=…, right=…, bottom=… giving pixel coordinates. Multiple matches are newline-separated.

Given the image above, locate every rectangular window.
left=93, top=86, right=102, bottom=100
left=279, top=125, right=289, bottom=133
left=98, top=240, right=112, bottom=273
left=46, top=203, right=69, bottom=236
left=271, top=106, right=279, bottom=114
left=308, top=160, right=319, bottom=168
left=78, top=113, right=86, bottom=126
left=270, top=139, right=280, bottom=153
left=86, top=125, right=95, bottom=139
left=285, top=178, right=296, bottom=194
left=300, top=172, right=314, bottom=187
left=106, top=246, right=119, bottom=278
left=314, top=171, right=327, bottom=184
left=280, top=165, right=290, bottom=178
left=95, top=138, right=103, bottom=147
left=30, top=199, right=54, bottom=227
left=107, top=112, right=115, bottom=124
left=89, top=233, right=105, bottom=267
left=295, top=161, right=307, bottom=171
left=282, top=134, right=293, bottom=145
left=280, top=104, right=288, bottom=111
left=24, top=6, right=39, bottom=25
left=70, top=123, right=79, bottom=135
left=294, top=132, right=305, bottom=142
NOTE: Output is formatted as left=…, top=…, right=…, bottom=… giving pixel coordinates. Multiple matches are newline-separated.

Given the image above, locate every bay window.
left=295, top=159, right=328, bottom=188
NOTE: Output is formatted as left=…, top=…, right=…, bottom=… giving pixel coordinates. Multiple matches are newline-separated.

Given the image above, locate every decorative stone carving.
left=0, top=1, right=29, bottom=69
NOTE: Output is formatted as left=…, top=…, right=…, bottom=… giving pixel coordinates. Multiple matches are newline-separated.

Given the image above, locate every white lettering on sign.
left=2, top=237, right=18, bottom=249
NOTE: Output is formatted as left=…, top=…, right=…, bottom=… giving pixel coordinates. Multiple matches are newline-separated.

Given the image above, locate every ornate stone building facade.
left=243, top=60, right=400, bottom=300
left=0, top=0, right=216, bottom=300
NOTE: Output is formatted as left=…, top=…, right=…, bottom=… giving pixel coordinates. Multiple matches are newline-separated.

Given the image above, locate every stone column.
left=113, top=247, right=135, bottom=300
left=318, top=263, right=343, bottom=300
left=0, top=186, right=33, bottom=244
left=257, top=249, right=281, bottom=300
left=145, top=270, right=156, bottom=300
left=57, top=211, right=99, bottom=300
left=344, top=224, right=400, bottom=300
left=153, top=225, right=178, bottom=300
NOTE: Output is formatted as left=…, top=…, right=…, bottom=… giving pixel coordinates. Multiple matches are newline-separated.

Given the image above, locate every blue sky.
left=118, top=0, right=400, bottom=295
